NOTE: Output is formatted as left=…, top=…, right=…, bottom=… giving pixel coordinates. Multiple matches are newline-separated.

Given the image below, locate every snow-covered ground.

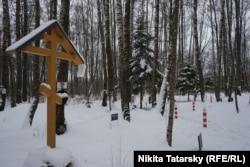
left=0, top=93, right=249, bottom=167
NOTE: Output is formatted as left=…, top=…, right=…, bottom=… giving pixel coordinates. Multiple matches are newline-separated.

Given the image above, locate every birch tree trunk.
left=22, top=0, right=28, bottom=102
left=2, top=0, right=11, bottom=104
left=56, top=0, right=70, bottom=134
left=97, top=0, right=108, bottom=107
left=234, top=0, right=241, bottom=113
left=220, top=0, right=229, bottom=97
left=151, top=0, right=159, bottom=107
left=16, top=0, right=22, bottom=104
left=226, top=0, right=234, bottom=101
left=116, top=0, right=124, bottom=110
left=166, top=0, right=180, bottom=146
left=3, top=0, right=16, bottom=107
left=112, top=0, right=118, bottom=102
left=50, top=0, right=57, bottom=20
left=210, top=0, right=221, bottom=101
left=29, top=0, right=40, bottom=126
left=123, top=0, right=131, bottom=121
left=104, top=0, right=114, bottom=110
left=193, top=0, right=205, bottom=102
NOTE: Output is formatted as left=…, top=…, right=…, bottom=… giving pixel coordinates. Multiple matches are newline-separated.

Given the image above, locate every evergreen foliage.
left=176, top=65, right=196, bottom=95
left=130, top=14, right=154, bottom=94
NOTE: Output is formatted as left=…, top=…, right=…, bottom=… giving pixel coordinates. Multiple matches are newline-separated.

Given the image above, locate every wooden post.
left=46, top=37, right=57, bottom=148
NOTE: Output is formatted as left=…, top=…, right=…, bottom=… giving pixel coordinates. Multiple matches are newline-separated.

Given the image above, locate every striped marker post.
left=192, top=101, right=195, bottom=111
left=203, top=107, right=207, bottom=128
left=174, top=105, right=178, bottom=119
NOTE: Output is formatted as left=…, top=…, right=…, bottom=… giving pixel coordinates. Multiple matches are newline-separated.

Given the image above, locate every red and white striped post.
left=192, top=101, right=195, bottom=111
left=203, top=107, right=207, bottom=128
left=174, top=105, right=178, bottom=119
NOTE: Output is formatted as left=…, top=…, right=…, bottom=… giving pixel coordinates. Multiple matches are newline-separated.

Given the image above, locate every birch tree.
left=193, top=0, right=205, bottom=102
left=122, top=0, right=131, bottom=121
left=29, top=0, right=40, bottom=126
left=104, top=0, right=114, bottom=110
left=116, top=0, right=124, bottom=110
left=2, top=0, right=16, bottom=107
left=16, top=0, right=22, bottom=104
left=50, top=0, right=57, bottom=20
left=166, top=0, right=180, bottom=146
left=97, top=0, right=108, bottom=107
left=151, top=0, right=159, bottom=107
left=234, top=0, right=241, bottom=113
left=226, top=0, right=234, bottom=101
left=22, top=0, right=28, bottom=103
left=56, top=0, right=70, bottom=134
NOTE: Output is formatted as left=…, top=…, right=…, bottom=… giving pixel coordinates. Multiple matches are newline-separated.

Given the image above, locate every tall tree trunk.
left=104, top=0, right=114, bottom=110
left=226, top=0, right=234, bottom=100
left=209, top=0, right=216, bottom=96
left=193, top=0, right=205, bottom=102
left=123, top=0, right=131, bottom=121
left=22, top=0, right=28, bottom=102
left=166, top=0, right=180, bottom=146
left=160, top=69, right=168, bottom=116
left=234, top=0, right=241, bottom=113
left=88, top=0, right=94, bottom=103
left=210, top=0, right=221, bottom=101
left=162, top=1, right=169, bottom=68
left=178, top=0, right=184, bottom=69
left=56, top=0, right=70, bottom=134
left=116, top=0, right=124, bottom=110
left=3, top=0, right=16, bottom=107
left=2, top=0, right=11, bottom=104
left=242, top=13, right=248, bottom=90
left=29, top=0, right=40, bottom=126
left=220, top=0, right=229, bottom=97
left=151, top=0, right=159, bottom=107
left=97, top=0, right=108, bottom=107
left=112, top=0, right=118, bottom=102
left=16, top=0, right=22, bottom=104
left=50, top=0, right=57, bottom=20
left=128, top=0, right=134, bottom=103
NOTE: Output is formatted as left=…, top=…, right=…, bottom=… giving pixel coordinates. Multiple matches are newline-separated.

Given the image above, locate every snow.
left=6, top=20, right=58, bottom=53
left=0, top=93, right=250, bottom=166
left=57, top=93, right=69, bottom=98
left=41, top=83, right=51, bottom=89
left=23, top=147, right=77, bottom=167
left=6, top=19, right=85, bottom=68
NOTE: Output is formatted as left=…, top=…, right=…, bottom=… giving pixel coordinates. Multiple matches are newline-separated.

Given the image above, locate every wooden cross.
left=6, top=20, right=85, bottom=148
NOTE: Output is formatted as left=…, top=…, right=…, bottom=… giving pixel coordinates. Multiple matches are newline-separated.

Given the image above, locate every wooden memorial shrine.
left=6, top=20, right=85, bottom=148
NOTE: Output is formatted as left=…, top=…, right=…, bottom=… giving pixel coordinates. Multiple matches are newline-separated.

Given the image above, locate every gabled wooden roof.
left=6, top=20, right=85, bottom=65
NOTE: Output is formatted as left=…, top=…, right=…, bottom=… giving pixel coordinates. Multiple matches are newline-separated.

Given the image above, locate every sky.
left=0, top=92, right=249, bottom=167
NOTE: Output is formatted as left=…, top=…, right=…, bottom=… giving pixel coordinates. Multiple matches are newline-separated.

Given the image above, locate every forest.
left=0, top=0, right=250, bottom=146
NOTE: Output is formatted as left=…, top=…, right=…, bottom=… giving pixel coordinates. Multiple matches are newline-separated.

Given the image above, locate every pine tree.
left=176, top=65, right=196, bottom=101
left=130, top=14, right=154, bottom=109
